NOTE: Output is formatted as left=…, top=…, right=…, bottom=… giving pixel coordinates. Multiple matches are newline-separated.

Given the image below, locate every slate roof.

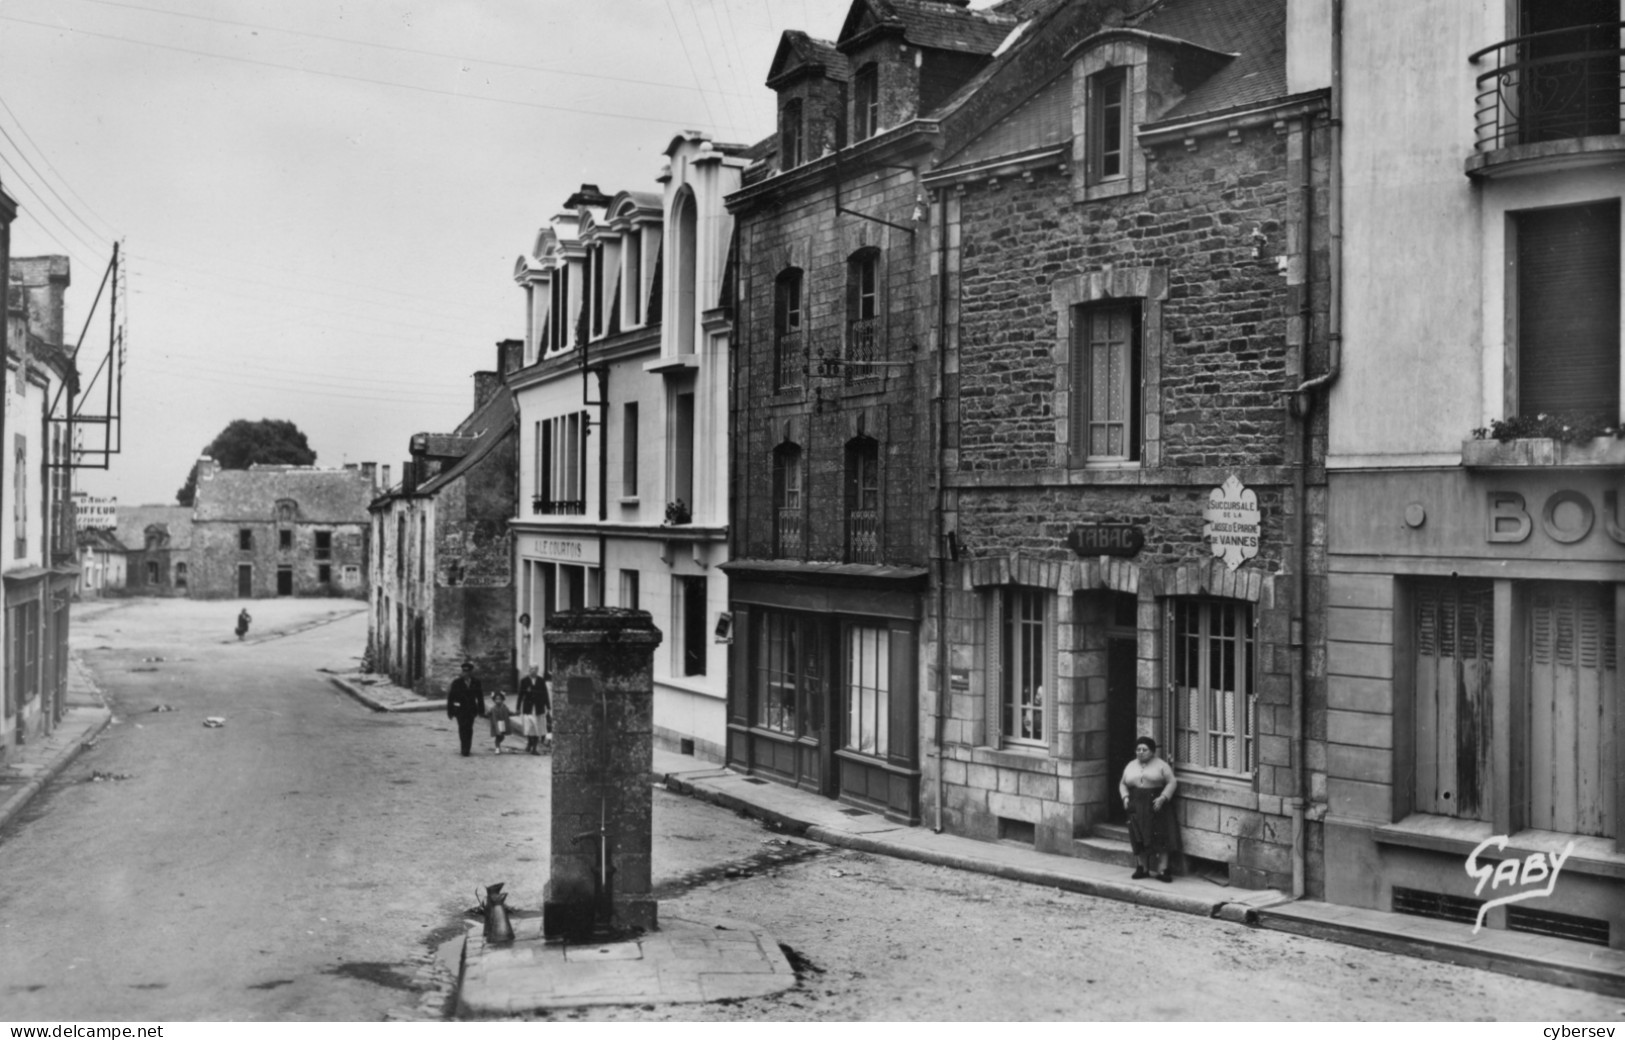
left=1131, top=0, right=1288, bottom=122
left=192, top=467, right=374, bottom=523
left=77, top=527, right=127, bottom=553
left=841, top=0, right=1019, bottom=55
left=766, top=30, right=851, bottom=87
left=115, top=505, right=193, bottom=552
left=416, top=385, right=518, bottom=497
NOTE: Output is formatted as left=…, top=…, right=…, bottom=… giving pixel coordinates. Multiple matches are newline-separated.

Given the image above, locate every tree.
left=176, top=419, right=317, bottom=505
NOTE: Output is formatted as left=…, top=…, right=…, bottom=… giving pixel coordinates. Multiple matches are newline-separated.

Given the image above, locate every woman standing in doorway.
left=1119, top=736, right=1178, bottom=882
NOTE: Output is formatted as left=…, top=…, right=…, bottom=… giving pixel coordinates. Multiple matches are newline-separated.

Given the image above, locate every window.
left=757, top=610, right=824, bottom=736
left=279, top=529, right=292, bottom=550
left=1090, top=68, right=1128, bottom=182
left=996, top=588, right=1049, bottom=747
left=239, top=528, right=254, bottom=551
left=622, top=402, right=639, bottom=497
left=774, top=268, right=804, bottom=391
left=314, top=530, right=332, bottom=560
left=540, top=413, right=586, bottom=514
left=1514, top=200, right=1619, bottom=418
left=675, top=575, right=708, bottom=676
left=396, top=517, right=405, bottom=579
left=146, top=560, right=159, bottom=585
left=175, top=562, right=187, bottom=589
left=12, top=435, right=24, bottom=558
left=773, top=444, right=803, bottom=557
left=846, top=438, right=879, bottom=564
left=1526, top=581, right=1616, bottom=837
left=1516, top=1, right=1621, bottom=145
left=671, top=391, right=695, bottom=515
left=624, top=230, right=643, bottom=327
left=846, top=249, right=880, bottom=381
left=620, top=569, right=640, bottom=610
left=1412, top=580, right=1495, bottom=821
left=853, top=64, right=879, bottom=141
left=674, top=189, right=698, bottom=355
left=845, top=624, right=890, bottom=757
left=418, top=521, right=425, bottom=581
left=1171, top=599, right=1256, bottom=774
left=7, top=601, right=40, bottom=712
left=1072, top=302, right=1142, bottom=462
left=590, top=244, right=605, bottom=337
left=318, top=563, right=332, bottom=584
left=781, top=98, right=804, bottom=169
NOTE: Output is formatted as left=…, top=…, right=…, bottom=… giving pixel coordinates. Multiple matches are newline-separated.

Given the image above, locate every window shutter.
left=1518, top=201, right=1621, bottom=416
left=986, top=591, right=1003, bottom=747
left=1069, top=307, right=1087, bottom=457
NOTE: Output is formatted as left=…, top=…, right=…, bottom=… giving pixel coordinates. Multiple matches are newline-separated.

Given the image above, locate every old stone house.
left=370, top=350, right=519, bottom=695
left=923, top=0, right=1331, bottom=892
left=189, top=460, right=372, bottom=599
left=114, top=504, right=194, bottom=596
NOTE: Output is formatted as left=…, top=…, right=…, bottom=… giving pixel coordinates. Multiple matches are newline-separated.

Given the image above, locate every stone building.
left=722, top=0, right=1038, bottom=823
left=511, top=155, right=743, bottom=760
left=1320, top=0, right=1624, bottom=946
left=904, top=0, right=1332, bottom=892
left=369, top=351, right=519, bottom=694
left=75, top=526, right=126, bottom=599
left=2, top=247, right=79, bottom=758
left=114, top=504, right=193, bottom=595
left=188, top=460, right=372, bottom=599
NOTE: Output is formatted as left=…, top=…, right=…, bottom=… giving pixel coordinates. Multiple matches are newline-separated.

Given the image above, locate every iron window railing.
left=846, top=317, right=880, bottom=383
left=1471, top=22, right=1624, bottom=151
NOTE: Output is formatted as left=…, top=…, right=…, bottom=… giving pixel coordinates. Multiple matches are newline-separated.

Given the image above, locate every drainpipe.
left=1287, top=0, right=1345, bottom=901
left=932, top=187, right=951, bottom=833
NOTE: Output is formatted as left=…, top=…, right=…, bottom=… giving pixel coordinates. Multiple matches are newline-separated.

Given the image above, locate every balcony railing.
left=776, top=507, right=802, bottom=557
left=776, top=330, right=804, bottom=391
left=847, top=508, right=879, bottom=564
left=846, top=317, right=881, bottom=383
left=532, top=497, right=586, bottom=516
left=1471, top=22, right=1624, bottom=152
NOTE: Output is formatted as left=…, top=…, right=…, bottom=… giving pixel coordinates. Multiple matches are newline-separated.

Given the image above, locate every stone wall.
left=189, top=521, right=366, bottom=600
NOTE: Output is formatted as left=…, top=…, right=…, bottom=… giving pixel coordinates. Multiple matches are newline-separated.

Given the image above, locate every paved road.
left=0, top=599, right=777, bottom=1021
left=4, top=599, right=1620, bottom=1022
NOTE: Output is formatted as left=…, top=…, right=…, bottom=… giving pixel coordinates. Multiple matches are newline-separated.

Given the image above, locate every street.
left=0, top=599, right=1618, bottom=1021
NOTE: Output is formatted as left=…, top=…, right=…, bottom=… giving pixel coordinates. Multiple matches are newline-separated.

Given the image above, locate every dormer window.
left=590, top=244, right=605, bottom=338
left=624, top=230, right=643, bottom=328
left=1090, top=68, right=1128, bottom=183
left=853, top=64, right=880, bottom=141
left=782, top=98, right=805, bottom=169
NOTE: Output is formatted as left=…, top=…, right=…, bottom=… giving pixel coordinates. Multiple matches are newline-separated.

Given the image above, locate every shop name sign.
left=1464, top=834, right=1574, bottom=934
left=1487, top=488, right=1625, bottom=546
left=1066, top=524, right=1144, bottom=557
left=1203, top=475, right=1261, bottom=571
left=527, top=536, right=597, bottom=564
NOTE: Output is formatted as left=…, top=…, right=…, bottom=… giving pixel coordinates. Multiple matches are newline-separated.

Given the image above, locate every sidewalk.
left=325, top=671, right=445, bottom=713
left=0, top=655, right=114, bottom=834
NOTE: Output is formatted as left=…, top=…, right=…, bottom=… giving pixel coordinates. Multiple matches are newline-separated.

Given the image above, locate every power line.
left=663, top=0, right=720, bottom=133
left=53, top=0, right=765, bottom=100
left=0, top=94, right=122, bottom=241
left=136, top=360, right=473, bottom=406
left=0, top=149, right=111, bottom=260
left=0, top=108, right=114, bottom=249
left=0, top=13, right=745, bottom=132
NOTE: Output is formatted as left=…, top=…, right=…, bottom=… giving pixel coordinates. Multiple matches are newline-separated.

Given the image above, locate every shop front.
left=1324, top=464, right=1625, bottom=948
left=723, top=561, right=924, bottom=823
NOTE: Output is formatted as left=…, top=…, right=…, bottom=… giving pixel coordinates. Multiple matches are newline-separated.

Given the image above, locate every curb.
left=0, top=708, right=114, bottom=833
left=326, top=675, right=443, bottom=713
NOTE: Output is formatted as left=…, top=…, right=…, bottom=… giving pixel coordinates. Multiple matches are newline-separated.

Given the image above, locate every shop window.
left=1411, top=580, right=1495, bottom=821
left=989, top=587, right=1050, bottom=748
left=781, top=98, right=804, bottom=169
left=774, top=268, right=804, bottom=391
left=757, top=610, right=824, bottom=737
left=1171, top=599, right=1255, bottom=775
left=845, top=437, right=879, bottom=564
left=853, top=64, right=879, bottom=141
left=846, top=249, right=881, bottom=382
left=773, top=443, right=803, bottom=557
left=844, top=624, right=890, bottom=757
left=674, top=575, right=707, bottom=676
left=1089, top=67, right=1128, bottom=183
left=1514, top=200, right=1620, bottom=418
left=1071, top=302, right=1142, bottom=463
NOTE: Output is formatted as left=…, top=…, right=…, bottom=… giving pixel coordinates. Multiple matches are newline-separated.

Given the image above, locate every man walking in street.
left=446, top=661, right=486, bottom=757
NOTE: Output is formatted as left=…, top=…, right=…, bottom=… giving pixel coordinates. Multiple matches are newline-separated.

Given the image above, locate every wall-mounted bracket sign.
left=1204, top=474, right=1261, bottom=571
left=1066, top=524, right=1144, bottom=557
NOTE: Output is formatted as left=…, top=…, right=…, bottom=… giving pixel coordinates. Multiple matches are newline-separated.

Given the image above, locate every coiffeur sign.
left=1203, top=474, right=1260, bottom=571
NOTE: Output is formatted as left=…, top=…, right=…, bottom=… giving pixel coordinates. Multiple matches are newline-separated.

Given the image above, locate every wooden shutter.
left=1414, top=581, right=1495, bottom=821
left=1517, top=201, right=1620, bottom=416
left=1528, top=583, right=1618, bottom=837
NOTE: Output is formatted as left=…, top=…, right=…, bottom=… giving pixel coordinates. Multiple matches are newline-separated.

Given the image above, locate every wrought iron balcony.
left=776, top=507, right=802, bottom=557
left=847, top=508, right=879, bottom=564
left=1471, top=22, right=1623, bottom=162
left=775, top=330, right=804, bottom=391
left=846, top=317, right=881, bottom=383
left=532, top=497, right=586, bottom=516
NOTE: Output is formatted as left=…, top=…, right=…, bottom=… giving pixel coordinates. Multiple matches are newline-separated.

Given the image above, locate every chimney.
left=498, top=338, right=524, bottom=378
left=360, top=461, right=377, bottom=485
left=381, top=464, right=392, bottom=491
left=11, top=256, right=70, bottom=347
left=402, top=459, right=418, bottom=495
left=196, top=456, right=221, bottom=481
left=473, top=370, right=502, bottom=410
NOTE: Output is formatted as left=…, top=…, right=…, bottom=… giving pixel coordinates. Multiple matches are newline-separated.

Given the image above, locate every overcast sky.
left=0, top=0, right=855, bottom=506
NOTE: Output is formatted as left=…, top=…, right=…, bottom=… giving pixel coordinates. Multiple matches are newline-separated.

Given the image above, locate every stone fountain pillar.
left=541, top=608, right=662, bottom=941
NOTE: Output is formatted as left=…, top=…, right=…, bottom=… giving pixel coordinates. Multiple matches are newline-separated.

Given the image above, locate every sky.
left=0, top=0, right=856, bottom=506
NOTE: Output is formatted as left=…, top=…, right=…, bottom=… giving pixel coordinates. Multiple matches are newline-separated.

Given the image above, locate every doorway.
left=1104, top=592, right=1139, bottom=823
left=237, top=564, right=252, bottom=598
left=277, top=566, right=293, bottom=596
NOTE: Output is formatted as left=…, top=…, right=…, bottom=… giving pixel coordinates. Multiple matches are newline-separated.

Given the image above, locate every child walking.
left=488, top=691, right=513, bottom=754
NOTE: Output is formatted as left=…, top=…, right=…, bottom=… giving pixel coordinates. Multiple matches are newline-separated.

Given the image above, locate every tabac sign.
left=1203, top=475, right=1260, bottom=571
left=1066, top=524, right=1144, bottom=557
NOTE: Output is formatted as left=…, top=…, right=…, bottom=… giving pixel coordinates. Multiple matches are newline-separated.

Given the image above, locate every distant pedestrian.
left=516, top=665, right=550, bottom=755
left=488, top=691, right=513, bottom=755
left=1119, top=736, right=1178, bottom=882
left=446, top=662, right=486, bottom=757
left=235, top=608, right=251, bottom=641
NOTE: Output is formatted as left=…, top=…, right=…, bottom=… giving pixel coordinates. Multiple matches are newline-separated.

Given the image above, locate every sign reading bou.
left=1204, top=475, right=1261, bottom=571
